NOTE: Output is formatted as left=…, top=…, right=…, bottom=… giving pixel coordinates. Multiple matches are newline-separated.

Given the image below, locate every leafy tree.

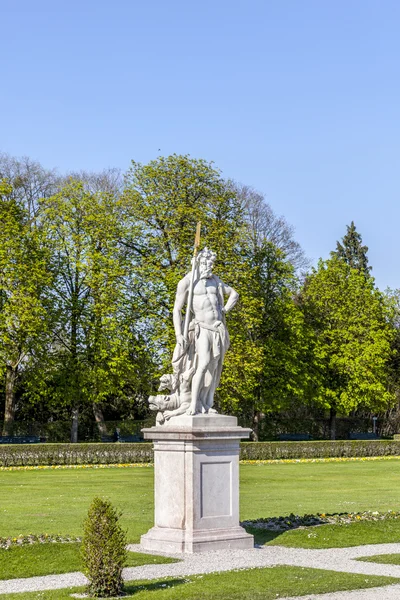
left=300, top=255, right=395, bottom=439
left=122, top=155, right=312, bottom=431
left=334, top=221, right=371, bottom=276
left=40, top=180, right=150, bottom=441
left=121, top=154, right=245, bottom=365
left=0, top=152, right=58, bottom=222
left=0, top=180, right=51, bottom=435
left=218, top=239, right=317, bottom=437
left=234, top=182, right=310, bottom=273
left=378, top=288, right=400, bottom=436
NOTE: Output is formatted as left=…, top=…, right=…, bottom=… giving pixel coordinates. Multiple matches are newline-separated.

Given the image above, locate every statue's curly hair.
left=197, top=247, right=216, bottom=262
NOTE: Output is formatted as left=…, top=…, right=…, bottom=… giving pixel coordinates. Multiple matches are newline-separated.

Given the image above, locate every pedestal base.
left=140, top=414, right=254, bottom=554
left=141, top=525, right=254, bottom=554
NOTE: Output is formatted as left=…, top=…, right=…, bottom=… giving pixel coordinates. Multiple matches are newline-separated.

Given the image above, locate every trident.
left=183, top=221, right=201, bottom=342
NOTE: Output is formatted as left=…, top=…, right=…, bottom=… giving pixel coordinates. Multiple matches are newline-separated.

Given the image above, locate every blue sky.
left=1, top=0, right=399, bottom=290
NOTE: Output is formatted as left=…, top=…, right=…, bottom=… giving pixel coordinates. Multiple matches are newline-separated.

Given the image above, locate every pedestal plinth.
left=140, top=414, right=254, bottom=553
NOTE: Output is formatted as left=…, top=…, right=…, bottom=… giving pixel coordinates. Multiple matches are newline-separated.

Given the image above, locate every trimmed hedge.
left=0, top=443, right=154, bottom=467
left=2, top=440, right=400, bottom=467
left=240, top=440, right=400, bottom=460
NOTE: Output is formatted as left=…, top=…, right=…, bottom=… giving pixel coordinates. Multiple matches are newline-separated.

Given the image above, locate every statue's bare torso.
left=192, top=275, right=223, bottom=324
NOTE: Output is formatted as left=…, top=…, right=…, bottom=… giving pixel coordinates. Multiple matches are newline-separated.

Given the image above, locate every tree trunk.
left=2, top=365, right=17, bottom=436
left=70, top=407, right=79, bottom=443
left=93, top=403, right=108, bottom=436
left=329, top=407, right=337, bottom=440
left=252, top=411, right=264, bottom=441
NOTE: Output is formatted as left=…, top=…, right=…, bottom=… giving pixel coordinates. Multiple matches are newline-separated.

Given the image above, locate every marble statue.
left=148, top=230, right=239, bottom=422
left=142, top=225, right=254, bottom=554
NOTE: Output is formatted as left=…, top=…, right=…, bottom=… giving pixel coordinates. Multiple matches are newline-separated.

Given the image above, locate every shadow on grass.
left=243, top=526, right=284, bottom=546
left=124, top=578, right=186, bottom=595
left=242, top=512, right=329, bottom=545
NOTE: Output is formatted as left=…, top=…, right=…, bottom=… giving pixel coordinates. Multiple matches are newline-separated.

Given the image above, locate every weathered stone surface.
left=140, top=415, right=254, bottom=553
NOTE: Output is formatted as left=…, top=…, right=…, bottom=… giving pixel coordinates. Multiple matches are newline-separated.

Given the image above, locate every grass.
left=0, top=543, right=178, bottom=580
left=0, top=566, right=398, bottom=600
left=357, top=553, right=400, bottom=565
left=2, top=460, right=400, bottom=597
left=2, top=460, right=400, bottom=542
left=247, top=519, right=400, bottom=548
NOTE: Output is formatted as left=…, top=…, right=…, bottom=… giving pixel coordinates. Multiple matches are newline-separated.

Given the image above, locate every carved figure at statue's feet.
left=148, top=367, right=195, bottom=425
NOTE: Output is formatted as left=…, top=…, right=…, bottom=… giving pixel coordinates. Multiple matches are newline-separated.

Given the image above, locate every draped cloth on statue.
left=171, top=318, right=229, bottom=398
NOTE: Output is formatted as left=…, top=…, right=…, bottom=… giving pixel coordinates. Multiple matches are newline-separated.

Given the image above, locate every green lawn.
left=0, top=543, right=177, bottom=580
left=2, top=461, right=400, bottom=598
left=2, top=460, right=400, bottom=543
left=357, top=553, right=400, bottom=565
left=0, top=567, right=398, bottom=600
left=253, top=520, right=400, bottom=548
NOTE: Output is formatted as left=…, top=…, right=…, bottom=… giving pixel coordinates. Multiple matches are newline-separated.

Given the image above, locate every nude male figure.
left=172, top=248, right=239, bottom=415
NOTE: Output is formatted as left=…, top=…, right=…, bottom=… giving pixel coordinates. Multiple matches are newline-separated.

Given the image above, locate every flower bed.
left=241, top=510, right=400, bottom=532
left=0, top=534, right=81, bottom=549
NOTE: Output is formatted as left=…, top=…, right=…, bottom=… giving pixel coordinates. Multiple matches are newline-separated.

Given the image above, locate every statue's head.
left=148, top=394, right=170, bottom=411
left=158, top=373, right=178, bottom=392
left=197, top=247, right=216, bottom=279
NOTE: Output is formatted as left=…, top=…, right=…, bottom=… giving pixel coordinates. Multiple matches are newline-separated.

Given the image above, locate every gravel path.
left=3, top=543, right=400, bottom=597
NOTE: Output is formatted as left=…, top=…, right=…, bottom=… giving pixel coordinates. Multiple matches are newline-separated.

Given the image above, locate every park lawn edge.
left=0, top=566, right=398, bottom=600
left=4, top=454, right=400, bottom=471
left=357, top=553, right=400, bottom=565
left=0, top=543, right=179, bottom=580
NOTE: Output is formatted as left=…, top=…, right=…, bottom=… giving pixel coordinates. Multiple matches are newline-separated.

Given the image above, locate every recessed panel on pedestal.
left=155, top=448, right=185, bottom=528
left=200, top=461, right=232, bottom=518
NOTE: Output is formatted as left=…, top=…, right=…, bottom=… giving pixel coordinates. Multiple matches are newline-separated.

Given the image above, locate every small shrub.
left=81, top=497, right=127, bottom=598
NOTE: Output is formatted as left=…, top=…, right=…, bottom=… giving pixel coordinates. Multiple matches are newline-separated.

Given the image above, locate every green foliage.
left=0, top=442, right=154, bottom=466
left=4, top=151, right=398, bottom=442
left=383, top=288, right=400, bottom=403
left=122, top=156, right=315, bottom=426
left=4, top=439, right=400, bottom=467
left=300, top=255, right=395, bottom=415
left=81, top=497, right=127, bottom=597
left=240, top=439, right=400, bottom=460
left=0, top=179, right=52, bottom=433
left=0, top=179, right=50, bottom=366
left=219, top=241, right=316, bottom=424
left=35, top=180, right=153, bottom=426
left=334, top=221, right=371, bottom=276
left=122, top=154, right=244, bottom=362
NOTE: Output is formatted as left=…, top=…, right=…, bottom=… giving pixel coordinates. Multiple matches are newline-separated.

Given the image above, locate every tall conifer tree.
left=335, top=221, right=371, bottom=276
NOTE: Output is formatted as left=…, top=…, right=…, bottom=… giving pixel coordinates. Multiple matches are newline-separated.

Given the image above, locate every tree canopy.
left=299, top=255, right=395, bottom=438
left=0, top=151, right=398, bottom=441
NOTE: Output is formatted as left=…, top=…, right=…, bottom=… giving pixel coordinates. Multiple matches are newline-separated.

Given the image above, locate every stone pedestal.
left=140, top=414, right=254, bottom=553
